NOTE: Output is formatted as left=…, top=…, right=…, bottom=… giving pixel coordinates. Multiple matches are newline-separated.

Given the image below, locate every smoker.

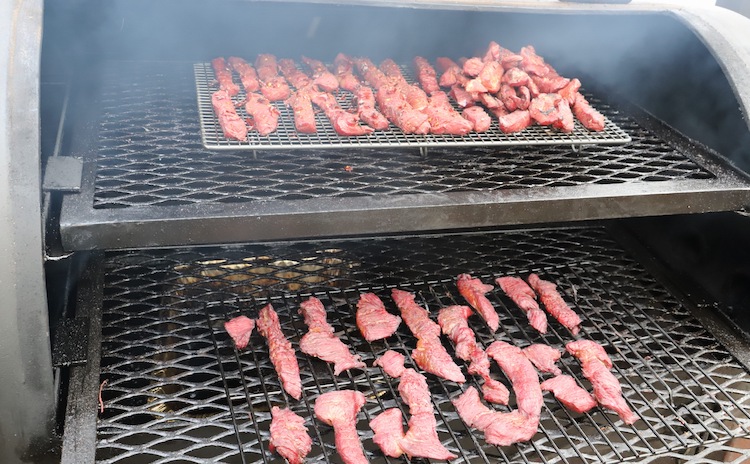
left=3, top=0, right=750, bottom=462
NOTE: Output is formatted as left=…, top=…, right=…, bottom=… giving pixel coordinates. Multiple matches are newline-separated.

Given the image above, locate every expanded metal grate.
left=193, top=62, right=630, bottom=150
left=92, top=62, right=712, bottom=209
left=89, top=227, right=750, bottom=463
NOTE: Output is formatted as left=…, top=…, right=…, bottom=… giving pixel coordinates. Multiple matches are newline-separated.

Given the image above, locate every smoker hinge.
left=52, top=317, right=89, bottom=367
left=43, top=156, right=83, bottom=192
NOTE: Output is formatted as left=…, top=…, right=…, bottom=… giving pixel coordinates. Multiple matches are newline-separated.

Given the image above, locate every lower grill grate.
left=81, top=228, right=750, bottom=463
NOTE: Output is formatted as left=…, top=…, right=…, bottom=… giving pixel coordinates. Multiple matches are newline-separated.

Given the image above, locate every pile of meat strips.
left=210, top=41, right=606, bottom=141
left=223, top=273, right=638, bottom=464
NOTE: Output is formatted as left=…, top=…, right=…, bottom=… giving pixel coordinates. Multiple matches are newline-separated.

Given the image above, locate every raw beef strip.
left=573, top=92, right=606, bottom=131
left=286, top=90, right=317, bottom=134
left=269, top=406, right=312, bottom=464
left=310, top=90, right=374, bottom=136
left=457, top=274, right=499, bottom=332
left=398, top=368, right=457, bottom=460
left=486, top=341, right=543, bottom=419
left=369, top=408, right=405, bottom=458
left=314, top=390, right=368, bottom=464
left=413, top=56, right=441, bottom=95
left=391, top=289, right=441, bottom=339
left=553, top=98, right=575, bottom=133
left=354, top=57, right=389, bottom=90
left=255, top=54, right=291, bottom=102
left=412, top=337, right=466, bottom=383
left=462, top=57, right=484, bottom=77
left=527, top=274, right=582, bottom=335
left=353, top=86, right=390, bottom=130
left=211, top=57, right=240, bottom=96
left=356, top=293, right=401, bottom=342
left=529, top=93, right=563, bottom=126
left=523, top=344, right=562, bottom=376
left=278, top=58, right=313, bottom=89
left=245, top=93, right=280, bottom=136
left=478, top=60, right=503, bottom=94
left=567, top=340, right=638, bottom=424
left=334, top=53, right=361, bottom=92
left=227, top=56, right=260, bottom=93
left=376, top=82, right=431, bottom=134
left=301, top=55, right=339, bottom=92
left=463, top=106, right=492, bottom=132
left=373, top=350, right=406, bottom=378
left=495, top=109, right=532, bottom=133
left=425, top=91, right=473, bottom=136
left=558, top=78, right=581, bottom=105
left=211, top=90, right=247, bottom=141
left=380, top=58, right=429, bottom=111
left=482, top=379, right=511, bottom=405
left=453, top=387, right=538, bottom=447
left=541, top=375, right=597, bottom=414
left=299, top=297, right=365, bottom=375
left=256, top=304, right=302, bottom=400
left=224, top=315, right=255, bottom=349
left=495, top=276, right=547, bottom=334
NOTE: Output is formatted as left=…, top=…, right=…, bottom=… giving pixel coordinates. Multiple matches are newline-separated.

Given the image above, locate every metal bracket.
left=43, top=156, right=83, bottom=192
left=52, top=317, right=89, bottom=367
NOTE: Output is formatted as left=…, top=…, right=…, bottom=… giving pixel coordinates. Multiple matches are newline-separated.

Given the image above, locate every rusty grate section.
left=91, top=227, right=750, bottom=463
left=92, top=62, right=712, bottom=209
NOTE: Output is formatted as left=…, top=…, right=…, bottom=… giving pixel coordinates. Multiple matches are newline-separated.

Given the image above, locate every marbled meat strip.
left=374, top=350, right=406, bottom=378
left=244, top=93, right=280, bottom=136
left=353, top=86, right=390, bottom=130
left=412, top=336, right=466, bottom=383
left=256, top=304, right=302, bottom=400
left=356, top=293, right=401, bottom=342
left=380, top=58, right=429, bottom=111
left=376, top=82, right=431, bottom=134
left=425, top=91, right=473, bottom=136
left=413, top=56, right=441, bottom=95
left=314, top=390, right=368, bottom=464
left=453, top=386, right=538, bottom=447
left=301, top=55, right=339, bottom=92
left=523, top=344, right=562, bottom=376
left=573, top=92, right=606, bottom=131
left=567, top=339, right=638, bottom=424
left=527, top=273, right=582, bottom=335
left=227, top=56, right=260, bottom=93
left=334, top=53, right=361, bottom=92
left=486, top=341, right=543, bottom=419
left=310, top=90, right=374, bottom=136
left=223, top=315, right=255, bottom=349
left=211, top=90, right=247, bottom=141
left=269, top=406, right=312, bottom=464
left=391, top=288, right=441, bottom=339
left=255, top=54, right=291, bottom=102
left=285, top=90, right=317, bottom=134
left=540, top=375, right=597, bottom=414
left=278, top=58, right=313, bottom=89
left=211, top=57, right=240, bottom=96
left=299, top=297, right=365, bottom=375
left=369, top=408, right=405, bottom=458
left=457, top=274, right=500, bottom=332
left=496, top=276, right=547, bottom=334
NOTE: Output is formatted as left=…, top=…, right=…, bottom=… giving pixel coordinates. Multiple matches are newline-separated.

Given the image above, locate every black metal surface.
left=52, top=318, right=89, bottom=367
left=59, top=61, right=750, bottom=250
left=63, top=226, right=750, bottom=463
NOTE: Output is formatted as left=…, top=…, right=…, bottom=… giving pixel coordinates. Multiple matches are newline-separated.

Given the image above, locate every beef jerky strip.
left=495, top=276, right=547, bottom=334
left=256, top=304, right=302, bottom=400
left=523, top=344, right=562, bottom=376
left=380, top=58, right=429, bottom=111
left=310, top=90, right=374, bottom=136
left=369, top=408, right=405, bottom=458
left=356, top=293, right=402, bottom=342
left=573, top=92, right=606, bottom=131
left=541, top=375, right=597, bottom=414
left=278, top=58, right=313, bottom=89
left=567, top=339, right=638, bottom=424
left=211, top=90, right=247, bottom=141
left=353, top=86, right=390, bottom=130
left=334, top=53, right=361, bottom=92
left=486, top=341, right=543, bottom=420
left=301, top=55, right=339, bottom=92
left=413, top=56, right=441, bottom=96
left=438, top=305, right=510, bottom=404
left=527, top=273, right=582, bottom=335
left=211, top=57, right=240, bottom=96
left=277, top=59, right=317, bottom=133
left=227, top=56, right=260, bottom=93
left=315, top=390, right=368, bottom=464
left=245, top=93, right=280, bottom=136
left=255, top=54, right=291, bottom=102
left=224, top=315, right=255, bottom=349
left=373, top=350, right=406, bottom=378
left=299, top=296, right=365, bottom=375
left=457, top=274, right=500, bottom=332
left=269, top=406, right=312, bottom=464
left=463, top=106, right=492, bottom=132
left=425, top=91, right=473, bottom=136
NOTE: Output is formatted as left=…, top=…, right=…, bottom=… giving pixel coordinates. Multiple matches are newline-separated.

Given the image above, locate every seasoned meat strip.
left=256, top=304, right=302, bottom=400
left=269, top=406, right=312, bottom=464
left=299, top=297, right=365, bottom=375
left=425, top=91, right=473, bottom=136
left=453, top=387, right=538, bottom=447
left=391, top=288, right=441, bottom=339
left=245, top=93, right=280, bottom=136
left=227, top=56, right=260, bottom=94
left=413, top=56, right=441, bottom=95
left=527, top=274, right=582, bottom=335
left=457, top=274, right=499, bottom=332
left=496, top=276, right=547, bottom=334
left=211, top=90, right=247, bottom=141
left=285, top=90, right=317, bottom=134
left=278, top=58, right=313, bottom=89
left=523, top=344, right=562, bottom=376
left=463, top=106, right=492, bottom=132
left=353, top=86, right=390, bottom=130
left=301, top=55, right=339, bottom=92
left=573, top=92, right=606, bottom=131
left=495, top=109, right=532, bottom=133
left=380, top=58, right=429, bottom=111
left=356, top=293, right=401, bottom=342
left=541, top=375, right=597, bottom=414
left=567, top=340, right=638, bottom=424
left=211, top=57, right=240, bottom=96
left=255, top=54, right=291, bottom=102
left=314, top=390, right=368, bottom=464
left=310, top=91, right=374, bottom=136
left=334, top=53, right=361, bottom=92
left=486, top=341, right=543, bottom=419
left=224, top=315, right=255, bottom=349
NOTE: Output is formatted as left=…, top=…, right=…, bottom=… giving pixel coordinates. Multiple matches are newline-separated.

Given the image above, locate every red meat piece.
left=486, top=341, right=543, bottom=419
left=529, top=93, right=563, bottom=126
left=453, top=387, right=538, bottom=447
left=223, top=315, right=255, bottom=349
left=333, top=53, right=361, bottom=92
left=523, top=344, right=562, bottom=376
left=314, top=390, right=368, bottom=464
left=425, top=91, right=473, bottom=136
left=369, top=408, right=405, bottom=458
left=376, top=82, right=431, bottom=134
left=462, top=57, right=484, bottom=77
left=269, top=406, right=312, bottom=464
left=227, top=56, right=260, bottom=93
left=299, top=297, right=365, bottom=375
left=211, top=57, right=240, bottom=96
left=256, top=304, right=302, bottom=400
left=255, top=54, right=291, bottom=102
left=286, top=90, right=317, bottom=134
left=527, top=274, right=582, bottom=335
left=245, top=93, right=280, bottom=136
left=519, top=45, right=552, bottom=77
left=567, top=340, right=638, bottom=424
left=479, top=61, right=503, bottom=94
left=573, top=93, right=606, bottom=131
left=457, top=274, right=499, bottom=332
left=463, top=106, right=492, bottom=132
left=310, top=91, right=374, bottom=136
left=301, top=55, right=339, bottom=92
left=211, top=90, right=247, bottom=141
left=540, top=375, right=597, bottom=414
left=482, top=379, right=511, bottom=405
left=554, top=98, right=575, bottom=133
left=356, top=293, right=402, bottom=342
left=277, top=59, right=313, bottom=90
left=412, top=337, right=466, bottom=383
left=354, top=57, right=389, bottom=90
left=380, top=58, right=429, bottom=111
left=449, top=85, right=474, bottom=108
left=495, top=276, right=547, bottom=334
left=373, top=350, right=406, bottom=378
left=413, top=56, right=441, bottom=95
left=391, top=288, right=441, bottom=339
left=559, top=78, right=581, bottom=105
left=502, top=68, right=532, bottom=87
left=353, top=86, right=390, bottom=130
left=496, top=109, right=532, bottom=133
left=532, top=74, right=570, bottom=94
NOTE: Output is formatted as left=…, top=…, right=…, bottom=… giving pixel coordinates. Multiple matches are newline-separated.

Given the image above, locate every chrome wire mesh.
left=93, top=62, right=712, bottom=209
left=194, top=62, right=630, bottom=150
left=92, top=227, right=750, bottom=463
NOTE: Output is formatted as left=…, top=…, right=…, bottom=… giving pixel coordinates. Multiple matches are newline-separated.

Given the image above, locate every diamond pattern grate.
left=92, top=62, right=712, bottom=209
left=91, top=227, right=750, bottom=463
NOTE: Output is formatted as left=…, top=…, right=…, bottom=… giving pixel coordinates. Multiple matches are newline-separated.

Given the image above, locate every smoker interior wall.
left=41, top=0, right=750, bottom=168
